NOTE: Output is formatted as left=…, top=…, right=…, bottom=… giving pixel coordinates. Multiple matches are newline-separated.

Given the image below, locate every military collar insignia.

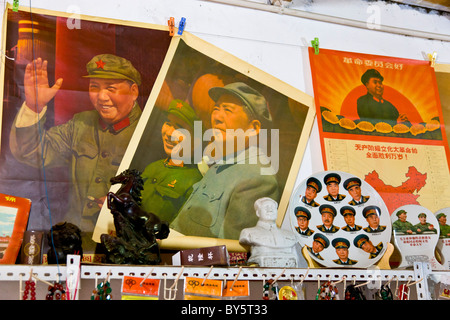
left=99, top=116, right=131, bottom=133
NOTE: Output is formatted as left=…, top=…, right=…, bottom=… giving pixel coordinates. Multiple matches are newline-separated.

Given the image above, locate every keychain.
left=262, top=279, right=278, bottom=300
left=374, top=284, right=393, bottom=300
left=344, top=284, right=366, bottom=300
left=45, top=282, right=66, bottom=300
left=316, top=281, right=339, bottom=300
left=397, top=284, right=409, bottom=300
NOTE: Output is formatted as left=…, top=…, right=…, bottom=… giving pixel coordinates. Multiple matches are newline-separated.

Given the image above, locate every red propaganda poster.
left=309, top=48, right=450, bottom=215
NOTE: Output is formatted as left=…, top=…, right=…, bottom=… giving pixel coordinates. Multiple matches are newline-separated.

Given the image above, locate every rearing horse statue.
left=101, top=169, right=170, bottom=264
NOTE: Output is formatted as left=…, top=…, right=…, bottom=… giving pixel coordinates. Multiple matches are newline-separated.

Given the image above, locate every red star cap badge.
left=176, top=102, right=183, bottom=109
left=95, top=59, right=106, bottom=69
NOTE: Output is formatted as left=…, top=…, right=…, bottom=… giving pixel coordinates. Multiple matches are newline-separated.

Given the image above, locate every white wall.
left=1, top=0, right=449, bottom=197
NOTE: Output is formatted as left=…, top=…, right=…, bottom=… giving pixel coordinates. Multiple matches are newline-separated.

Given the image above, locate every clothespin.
left=168, top=17, right=175, bottom=36
left=12, top=0, right=19, bottom=12
left=428, top=51, right=437, bottom=68
left=311, top=37, right=319, bottom=55
left=178, top=17, right=186, bottom=35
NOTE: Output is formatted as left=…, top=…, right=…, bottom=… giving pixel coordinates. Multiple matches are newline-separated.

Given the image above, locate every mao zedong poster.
left=309, top=48, right=450, bottom=215
left=93, top=32, right=316, bottom=252
left=0, top=5, right=171, bottom=256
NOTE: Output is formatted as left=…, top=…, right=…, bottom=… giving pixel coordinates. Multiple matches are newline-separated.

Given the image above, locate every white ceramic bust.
left=239, top=197, right=300, bottom=267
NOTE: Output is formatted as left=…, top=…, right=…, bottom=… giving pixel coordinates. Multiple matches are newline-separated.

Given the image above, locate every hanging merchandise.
left=262, top=279, right=279, bottom=300
left=397, top=284, right=410, bottom=300
left=22, top=279, right=36, bottom=300
left=184, top=277, right=223, bottom=300
left=316, top=281, right=339, bottom=300
left=92, top=280, right=112, bottom=300
left=121, top=275, right=160, bottom=300
left=222, top=280, right=250, bottom=300
left=374, top=284, right=393, bottom=300
left=344, top=284, right=366, bottom=300
left=45, top=282, right=66, bottom=300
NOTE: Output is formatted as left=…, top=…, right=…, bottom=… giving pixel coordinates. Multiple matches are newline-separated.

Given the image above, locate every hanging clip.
left=178, top=17, right=186, bottom=35
left=311, top=37, right=319, bottom=55
left=163, top=266, right=184, bottom=300
left=229, top=266, right=243, bottom=291
left=13, top=0, right=19, bottom=12
left=140, top=268, right=154, bottom=287
left=428, top=51, right=437, bottom=68
left=168, top=17, right=175, bottom=36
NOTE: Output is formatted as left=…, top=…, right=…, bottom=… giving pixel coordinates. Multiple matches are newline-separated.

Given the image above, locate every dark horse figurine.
left=100, top=169, right=169, bottom=264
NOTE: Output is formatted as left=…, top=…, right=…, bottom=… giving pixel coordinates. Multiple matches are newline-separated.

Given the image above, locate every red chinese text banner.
left=309, top=48, right=450, bottom=214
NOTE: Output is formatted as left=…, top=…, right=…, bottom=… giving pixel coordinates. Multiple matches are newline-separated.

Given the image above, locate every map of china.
left=364, top=167, right=427, bottom=214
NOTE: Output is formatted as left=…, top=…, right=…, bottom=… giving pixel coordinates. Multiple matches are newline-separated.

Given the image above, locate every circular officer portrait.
left=288, top=170, right=391, bottom=268
left=391, top=205, right=441, bottom=269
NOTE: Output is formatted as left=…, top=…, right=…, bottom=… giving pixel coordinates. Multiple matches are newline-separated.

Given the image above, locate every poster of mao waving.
left=309, top=48, right=450, bottom=215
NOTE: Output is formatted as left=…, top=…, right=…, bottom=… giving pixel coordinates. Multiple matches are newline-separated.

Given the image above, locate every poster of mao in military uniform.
left=94, top=32, right=316, bottom=251
left=309, top=48, right=450, bottom=216
left=0, top=5, right=172, bottom=254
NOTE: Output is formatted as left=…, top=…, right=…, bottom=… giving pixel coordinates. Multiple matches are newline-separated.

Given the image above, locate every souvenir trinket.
left=344, top=284, right=366, bottom=300
left=45, top=282, right=66, bottom=300
left=397, top=284, right=409, bottom=300
left=91, top=281, right=112, bottom=300
left=374, top=284, right=393, bottom=300
left=315, top=281, right=339, bottom=300
left=22, top=280, right=36, bottom=300
left=278, top=286, right=298, bottom=300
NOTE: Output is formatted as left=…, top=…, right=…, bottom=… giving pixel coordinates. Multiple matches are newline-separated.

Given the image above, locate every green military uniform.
left=11, top=104, right=141, bottom=233
left=323, top=173, right=346, bottom=202
left=307, top=233, right=330, bottom=260
left=332, top=238, right=358, bottom=265
left=340, top=206, right=362, bottom=232
left=413, top=214, right=437, bottom=234
left=170, top=146, right=280, bottom=240
left=354, top=234, right=383, bottom=259
left=301, top=177, right=321, bottom=207
left=170, top=82, right=279, bottom=240
left=392, top=219, right=414, bottom=233
left=363, top=205, right=386, bottom=233
left=9, top=54, right=142, bottom=246
left=392, top=209, right=414, bottom=234
left=140, top=159, right=202, bottom=224
left=140, top=100, right=203, bottom=224
left=316, top=204, right=340, bottom=233
left=357, top=69, right=400, bottom=126
left=437, top=213, right=450, bottom=238
left=294, top=206, right=314, bottom=236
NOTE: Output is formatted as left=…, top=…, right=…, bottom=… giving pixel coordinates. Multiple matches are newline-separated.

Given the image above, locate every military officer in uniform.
left=306, top=233, right=330, bottom=261
left=323, top=173, right=346, bottom=202
left=357, top=68, right=409, bottom=126
left=171, top=82, right=279, bottom=240
left=316, top=204, right=340, bottom=233
left=10, top=54, right=142, bottom=249
left=343, top=177, right=369, bottom=206
left=392, top=209, right=414, bottom=234
left=437, top=213, right=450, bottom=238
left=340, top=206, right=362, bottom=232
left=140, top=99, right=203, bottom=224
left=294, top=206, right=314, bottom=236
left=301, top=177, right=322, bottom=207
left=363, top=205, right=386, bottom=233
left=332, top=238, right=358, bottom=265
left=413, top=213, right=437, bottom=234
left=353, top=234, right=383, bottom=259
